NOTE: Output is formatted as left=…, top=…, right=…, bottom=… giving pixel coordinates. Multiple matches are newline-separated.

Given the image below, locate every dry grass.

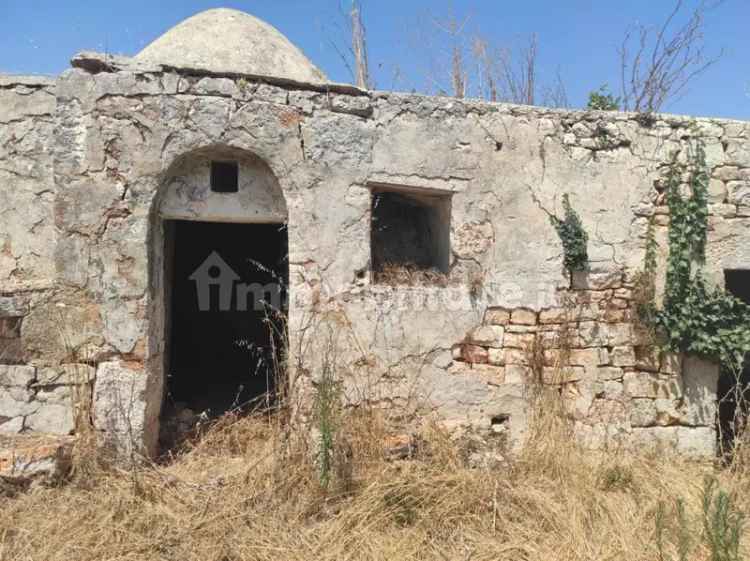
left=4, top=308, right=741, bottom=560
left=0, top=398, right=747, bottom=561
left=373, top=262, right=451, bottom=287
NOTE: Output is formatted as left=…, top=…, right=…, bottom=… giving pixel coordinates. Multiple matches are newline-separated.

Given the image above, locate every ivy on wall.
left=633, top=217, right=659, bottom=331
left=550, top=194, right=589, bottom=275
left=642, top=142, right=750, bottom=370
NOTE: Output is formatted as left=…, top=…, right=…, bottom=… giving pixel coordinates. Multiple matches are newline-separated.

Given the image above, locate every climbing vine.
left=550, top=194, right=589, bottom=275
left=643, top=141, right=750, bottom=370
left=633, top=217, right=658, bottom=333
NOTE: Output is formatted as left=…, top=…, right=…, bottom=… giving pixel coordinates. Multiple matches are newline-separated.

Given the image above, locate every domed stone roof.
left=135, top=8, right=327, bottom=83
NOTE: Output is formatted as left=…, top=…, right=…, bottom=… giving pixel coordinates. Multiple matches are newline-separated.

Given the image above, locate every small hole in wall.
left=490, top=414, right=510, bottom=426
left=210, top=161, right=239, bottom=193
left=495, top=141, right=503, bottom=151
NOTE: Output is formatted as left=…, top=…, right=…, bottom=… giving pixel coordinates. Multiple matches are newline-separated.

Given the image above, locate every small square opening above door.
left=210, top=161, right=239, bottom=193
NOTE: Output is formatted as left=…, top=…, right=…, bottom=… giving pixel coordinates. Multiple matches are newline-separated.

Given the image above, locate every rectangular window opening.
left=210, top=161, right=239, bottom=193
left=370, top=186, right=451, bottom=285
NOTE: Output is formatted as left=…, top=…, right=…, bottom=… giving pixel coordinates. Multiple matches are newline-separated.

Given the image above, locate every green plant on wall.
left=550, top=194, right=589, bottom=275
left=641, top=141, right=750, bottom=371
left=587, top=84, right=620, bottom=111
left=633, top=217, right=659, bottom=338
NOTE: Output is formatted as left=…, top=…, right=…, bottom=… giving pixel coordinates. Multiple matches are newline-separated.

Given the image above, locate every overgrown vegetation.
left=587, top=84, right=621, bottom=111
left=3, top=304, right=750, bottom=560
left=312, top=352, right=342, bottom=489
left=639, top=142, right=750, bottom=371
left=549, top=194, right=589, bottom=275
left=4, top=378, right=750, bottom=560
left=633, top=216, right=660, bottom=339
left=655, top=477, right=745, bottom=561
left=702, top=478, right=745, bottom=561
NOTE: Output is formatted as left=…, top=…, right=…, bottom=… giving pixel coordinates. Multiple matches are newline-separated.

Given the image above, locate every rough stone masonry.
left=1, top=8, right=749, bottom=465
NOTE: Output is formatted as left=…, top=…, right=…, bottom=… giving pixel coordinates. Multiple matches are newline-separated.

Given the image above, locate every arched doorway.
left=151, top=147, right=288, bottom=449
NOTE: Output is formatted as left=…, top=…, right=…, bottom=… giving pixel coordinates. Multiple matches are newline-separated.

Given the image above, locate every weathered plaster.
left=1, top=50, right=749, bottom=458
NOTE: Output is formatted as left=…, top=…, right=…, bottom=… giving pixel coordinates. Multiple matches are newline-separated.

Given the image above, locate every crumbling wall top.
left=0, top=75, right=56, bottom=88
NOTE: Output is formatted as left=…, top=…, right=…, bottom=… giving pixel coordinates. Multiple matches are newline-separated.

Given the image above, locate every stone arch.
left=144, top=145, right=289, bottom=453
left=156, top=145, right=288, bottom=223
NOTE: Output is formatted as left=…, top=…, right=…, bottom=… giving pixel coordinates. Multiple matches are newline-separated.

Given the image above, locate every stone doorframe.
left=141, top=146, right=288, bottom=455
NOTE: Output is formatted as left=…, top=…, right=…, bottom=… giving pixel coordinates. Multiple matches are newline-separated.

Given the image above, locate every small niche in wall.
left=210, top=161, right=239, bottom=193
left=370, top=184, right=451, bottom=284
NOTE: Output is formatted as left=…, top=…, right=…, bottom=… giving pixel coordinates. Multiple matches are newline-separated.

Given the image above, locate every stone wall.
left=0, top=76, right=75, bottom=435
left=451, top=273, right=717, bottom=456
left=0, top=75, right=57, bottom=286
left=0, top=53, right=749, bottom=457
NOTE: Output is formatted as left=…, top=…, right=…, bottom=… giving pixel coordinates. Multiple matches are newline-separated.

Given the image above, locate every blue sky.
left=0, top=1, right=747, bottom=119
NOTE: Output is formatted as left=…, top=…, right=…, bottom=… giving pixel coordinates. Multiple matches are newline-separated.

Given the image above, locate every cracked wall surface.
left=1, top=51, right=749, bottom=458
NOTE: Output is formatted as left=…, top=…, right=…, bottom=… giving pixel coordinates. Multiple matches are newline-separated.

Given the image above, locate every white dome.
left=135, top=8, right=327, bottom=83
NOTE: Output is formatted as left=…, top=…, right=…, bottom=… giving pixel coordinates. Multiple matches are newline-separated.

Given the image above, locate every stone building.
left=1, top=8, right=749, bottom=467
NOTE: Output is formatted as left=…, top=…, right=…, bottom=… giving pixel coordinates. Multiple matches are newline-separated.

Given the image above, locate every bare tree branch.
left=359, top=6, right=570, bottom=107
left=324, top=1, right=374, bottom=89
left=428, top=12, right=471, bottom=97
left=619, top=0, right=723, bottom=113
left=350, top=1, right=372, bottom=89
left=488, top=33, right=539, bottom=105
left=541, top=69, right=569, bottom=109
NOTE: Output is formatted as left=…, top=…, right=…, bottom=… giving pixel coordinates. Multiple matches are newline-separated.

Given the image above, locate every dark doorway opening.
left=161, top=220, right=288, bottom=448
left=718, top=269, right=750, bottom=452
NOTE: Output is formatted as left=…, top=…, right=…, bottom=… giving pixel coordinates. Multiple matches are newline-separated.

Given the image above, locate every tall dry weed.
left=0, top=401, right=745, bottom=561
left=2, top=309, right=747, bottom=560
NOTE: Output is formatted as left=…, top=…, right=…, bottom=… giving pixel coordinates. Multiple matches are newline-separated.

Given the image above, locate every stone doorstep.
left=0, top=434, right=74, bottom=479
